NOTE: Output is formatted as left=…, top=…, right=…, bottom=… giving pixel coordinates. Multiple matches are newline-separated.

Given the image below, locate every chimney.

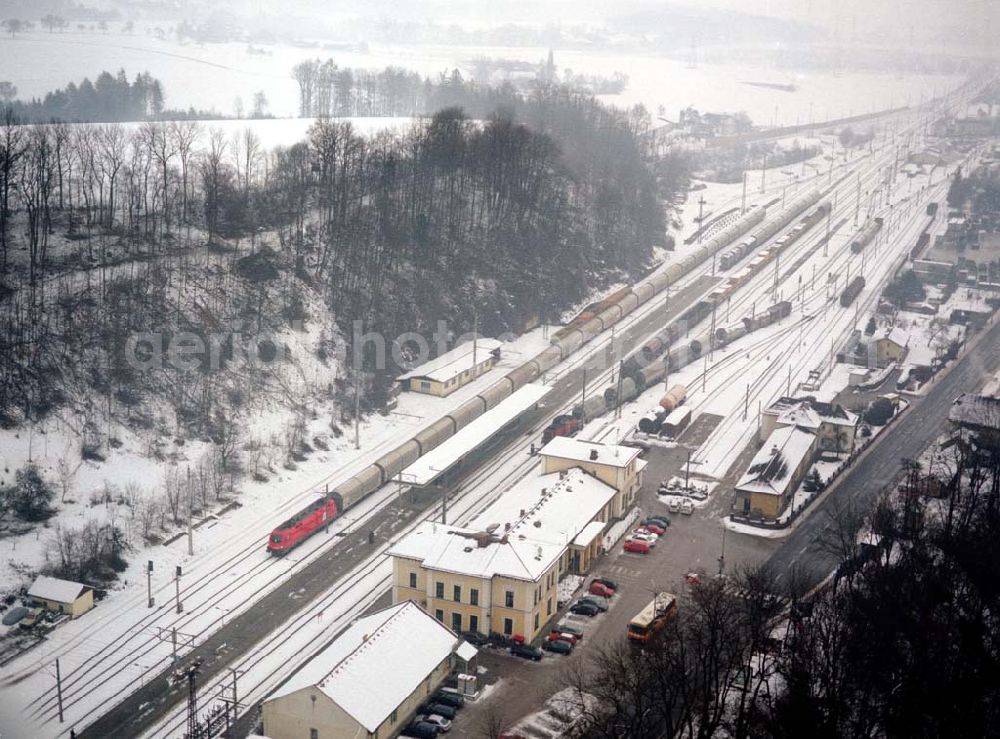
left=504, top=522, right=511, bottom=531
left=589, top=449, right=599, bottom=461
left=559, top=470, right=567, bottom=479
left=520, top=509, right=526, bottom=517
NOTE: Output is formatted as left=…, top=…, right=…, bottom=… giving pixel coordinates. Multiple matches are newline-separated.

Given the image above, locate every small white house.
left=28, top=576, right=94, bottom=618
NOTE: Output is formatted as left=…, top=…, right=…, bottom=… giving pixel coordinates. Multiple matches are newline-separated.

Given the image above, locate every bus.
left=627, top=592, right=677, bottom=644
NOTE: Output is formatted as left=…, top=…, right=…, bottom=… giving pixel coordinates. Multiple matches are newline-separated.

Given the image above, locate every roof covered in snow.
left=539, top=436, right=642, bottom=469
left=269, top=601, right=459, bottom=731
left=571, top=520, right=607, bottom=548
left=877, top=326, right=910, bottom=348
left=776, top=405, right=822, bottom=430
left=950, top=393, right=1000, bottom=431
left=28, top=576, right=90, bottom=604
left=397, top=338, right=503, bottom=382
left=767, top=397, right=857, bottom=429
left=736, top=425, right=816, bottom=496
left=456, top=640, right=478, bottom=662
left=400, top=383, right=550, bottom=486
left=389, top=467, right=617, bottom=581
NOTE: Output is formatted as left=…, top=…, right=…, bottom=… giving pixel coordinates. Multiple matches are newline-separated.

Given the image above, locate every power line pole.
left=147, top=560, right=154, bottom=608
left=55, top=658, right=64, bottom=724
left=697, top=196, right=707, bottom=242
left=175, top=565, right=183, bottom=614
left=186, top=468, right=193, bottom=556
left=354, top=369, right=361, bottom=450
left=581, top=368, right=588, bottom=423
left=741, top=170, right=747, bottom=214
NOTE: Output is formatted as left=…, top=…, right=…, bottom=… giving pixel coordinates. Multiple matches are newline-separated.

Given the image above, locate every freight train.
left=718, top=199, right=829, bottom=271
left=542, top=414, right=583, bottom=443
left=265, top=190, right=824, bottom=553
left=850, top=217, right=884, bottom=254
left=840, top=276, right=866, bottom=307
left=588, top=300, right=792, bottom=416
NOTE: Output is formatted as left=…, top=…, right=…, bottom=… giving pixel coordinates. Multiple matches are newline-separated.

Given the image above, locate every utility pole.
left=697, top=196, right=707, bottom=242
left=55, top=659, right=64, bottom=723
left=786, top=364, right=792, bottom=396
left=663, top=357, right=670, bottom=393
left=709, top=304, right=717, bottom=361
left=685, top=449, right=691, bottom=491
left=718, top=525, right=727, bottom=576
left=760, top=152, right=767, bottom=193
left=824, top=207, right=831, bottom=257
left=471, top=308, right=478, bottom=374
left=854, top=172, right=861, bottom=227
left=615, top=360, right=625, bottom=420
left=186, top=468, right=193, bottom=556
left=181, top=658, right=203, bottom=739
left=581, top=368, right=588, bottom=423
left=147, top=560, right=154, bottom=608
left=354, top=369, right=361, bottom=450
left=175, top=565, right=183, bottom=614
left=743, top=384, right=749, bottom=420
left=741, top=171, right=747, bottom=214
left=702, top=355, right=708, bottom=392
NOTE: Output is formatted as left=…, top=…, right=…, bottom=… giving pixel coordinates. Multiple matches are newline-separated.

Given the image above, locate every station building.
left=734, top=424, right=817, bottom=521
left=387, top=438, right=644, bottom=642
left=396, top=338, right=503, bottom=397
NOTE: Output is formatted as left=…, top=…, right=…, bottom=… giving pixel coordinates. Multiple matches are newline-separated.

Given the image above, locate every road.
left=767, top=313, right=1000, bottom=581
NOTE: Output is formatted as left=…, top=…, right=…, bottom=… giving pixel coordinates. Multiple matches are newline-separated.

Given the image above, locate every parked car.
left=588, top=581, right=615, bottom=598
left=18, top=607, right=44, bottom=630
left=642, top=517, right=670, bottom=529
left=543, top=638, right=573, bottom=655
left=638, top=522, right=665, bottom=535
left=432, top=691, right=465, bottom=710
left=510, top=643, right=543, bottom=661
left=554, top=622, right=584, bottom=641
left=579, top=596, right=609, bottom=612
left=1, top=605, right=27, bottom=627
left=419, top=703, right=457, bottom=720
left=666, top=498, right=681, bottom=513
left=630, top=531, right=658, bottom=545
left=623, top=539, right=651, bottom=554
left=569, top=601, right=601, bottom=617
left=679, top=499, right=695, bottom=515
left=549, top=631, right=578, bottom=646
left=404, top=721, right=440, bottom=738
left=416, top=714, right=452, bottom=732
left=592, top=577, right=619, bottom=591
left=460, top=631, right=489, bottom=647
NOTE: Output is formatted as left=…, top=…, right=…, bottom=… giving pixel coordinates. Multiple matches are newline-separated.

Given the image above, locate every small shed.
left=28, top=576, right=94, bottom=618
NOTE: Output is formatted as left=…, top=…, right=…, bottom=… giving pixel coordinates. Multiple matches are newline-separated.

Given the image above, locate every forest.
left=0, top=73, right=666, bottom=441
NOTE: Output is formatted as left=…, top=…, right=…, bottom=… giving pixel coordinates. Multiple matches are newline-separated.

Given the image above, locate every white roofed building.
left=760, top=396, right=858, bottom=454
left=27, top=576, right=94, bottom=618
left=397, top=338, right=503, bottom=397
left=539, top=436, right=646, bottom=517
left=388, top=444, right=635, bottom=643
left=261, top=601, right=472, bottom=739
left=733, top=425, right=818, bottom=521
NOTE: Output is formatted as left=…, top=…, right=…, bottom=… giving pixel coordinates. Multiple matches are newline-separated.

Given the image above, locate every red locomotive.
left=542, top=414, right=582, bottom=444
left=267, top=493, right=343, bottom=554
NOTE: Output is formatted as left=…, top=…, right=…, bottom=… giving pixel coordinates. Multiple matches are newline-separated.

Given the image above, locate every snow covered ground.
left=0, top=30, right=962, bottom=124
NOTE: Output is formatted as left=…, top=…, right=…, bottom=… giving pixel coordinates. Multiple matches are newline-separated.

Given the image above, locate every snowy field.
left=0, top=30, right=962, bottom=123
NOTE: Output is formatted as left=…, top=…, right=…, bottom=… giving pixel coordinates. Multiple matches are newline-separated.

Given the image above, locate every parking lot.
left=448, top=436, right=777, bottom=736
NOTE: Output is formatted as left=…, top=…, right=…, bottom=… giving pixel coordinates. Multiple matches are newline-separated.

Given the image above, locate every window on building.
left=533, top=589, right=537, bottom=606
left=420, top=381, right=431, bottom=391
left=469, top=614, right=479, bottom=633
left=409, top=572, right=417, bottom=588
left=547, top=598, right=552, bottom=616
left=390, top=709, right=398, bottom=724
left=470, top=588, right=479, bottom=606
left=310, top=730, right=319, bottom=739
left=534, top=613, right=539, bottom=630
left=453, top=584, right=461, bottom=602
left=505, top=591, right=514, bottom=608
left=435, top=609, right=444, bottom=622
left=452, top=612, right=462, bottom=632
left=435, top=581, right=444, bottom=598
left=503, top=618, right=513, bottom=635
